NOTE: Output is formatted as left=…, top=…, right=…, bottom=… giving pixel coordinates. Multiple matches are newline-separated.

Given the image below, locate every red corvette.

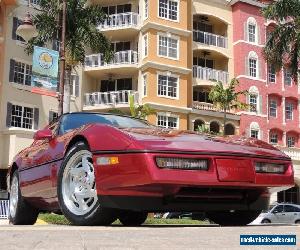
left=7, top=113, right=294, bottom=226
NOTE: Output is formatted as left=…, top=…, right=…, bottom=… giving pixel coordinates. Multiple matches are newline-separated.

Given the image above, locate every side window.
left=273, top=205, right=284, bottom=213
left=284, top=205, right=296, bottom=213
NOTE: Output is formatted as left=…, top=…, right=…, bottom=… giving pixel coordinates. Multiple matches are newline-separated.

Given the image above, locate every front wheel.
left=118, top=210, right=148, bottom=226
left=261, top=219, right=271, bottom=224
left=57, top=142, right=117, bottom=226
left=206, top=210, right=261, bottom=226
left=9, top=171, right=39, bottom=225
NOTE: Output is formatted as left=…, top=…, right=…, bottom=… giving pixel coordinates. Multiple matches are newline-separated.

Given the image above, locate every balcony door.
left=100, top=78, right=132, bottom=92
left=112, top=42, right=131, bottom=52
left=193, top=57, right=214, bottom=69
left=102, top=4, right=132, bottom=15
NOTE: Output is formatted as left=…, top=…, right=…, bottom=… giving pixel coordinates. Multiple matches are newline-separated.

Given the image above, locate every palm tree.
left=26, top=0, right=111, bottom=112
left=263, top=0, right=300, bottom=79
left=208, top=78, right=248, bottom=135
left=129, top=95, right=156, bottom=120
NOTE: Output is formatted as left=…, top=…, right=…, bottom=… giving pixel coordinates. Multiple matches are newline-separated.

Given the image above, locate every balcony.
left=193, top=30, right=228, bottom=49
left=84, top=50, right=138, bottom=77
left=98, top=12, right=140, bottom=40
left=193, top=66, right=229, bottom=85
left=279, top=147, right=300, bottom=161
left=84, top=90, right=138, bottom=111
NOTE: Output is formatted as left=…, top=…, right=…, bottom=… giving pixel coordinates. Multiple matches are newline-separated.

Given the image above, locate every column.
left=283, top=131, right=287, bottom=147
left=282, top=97, right=286, bottom=125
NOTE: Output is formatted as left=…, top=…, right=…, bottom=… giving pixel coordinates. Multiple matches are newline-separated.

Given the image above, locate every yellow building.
left=83, top=0, right=240, bottom=134
left=0, top=0, right=240, bottom=191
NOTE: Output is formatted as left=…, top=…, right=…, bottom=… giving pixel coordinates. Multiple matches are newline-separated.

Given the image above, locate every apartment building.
left=231, top=0, right=300, bottom=204
left=0, top=0, right=81, bottom=192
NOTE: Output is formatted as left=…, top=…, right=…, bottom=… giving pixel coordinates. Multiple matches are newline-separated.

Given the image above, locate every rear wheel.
left=206, top=210, right=261, bottom=226
left=58, top=142, right=117, bottom=226
left=118, top=210, right=148, bottom=226
left=9, top=171, right=39, bottom=225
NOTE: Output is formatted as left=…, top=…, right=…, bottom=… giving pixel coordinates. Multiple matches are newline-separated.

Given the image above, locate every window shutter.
left=34, top=108, right=39, bottom=130
left=245, top=56, right=249, bottom=76
left=257, top=25, right=260, bottom=45
left=9, top=59, right=15, bottom=83
left=75, top=75, right=79, bottom=97
left=259, top=95, right=263, bottom=114
left=244, top=22, right=248, bottom=41
left=12, top=17, right=18, bottom=40
left=6, top=102, right=12, bottom=127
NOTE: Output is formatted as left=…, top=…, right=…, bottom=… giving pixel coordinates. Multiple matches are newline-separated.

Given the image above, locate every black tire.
left=9, top=171, right=39, bottom=225
left=206, top=210, right=261, bottom=226
left=261, top=219, right=271, bottom=224
left=57, top=142, right=117, bottom=226
left=118, top=210, right=148, bottom=226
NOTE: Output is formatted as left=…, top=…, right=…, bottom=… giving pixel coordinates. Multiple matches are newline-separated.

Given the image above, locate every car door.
left=284, top=205, right=298, bottom=224
left=270, top=205, right=285, bottom=223
left=20, top=122, right=64, bottom=201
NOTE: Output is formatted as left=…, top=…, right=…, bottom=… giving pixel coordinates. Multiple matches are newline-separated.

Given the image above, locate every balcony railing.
left=193, top=101, right=218, bottom=112
left=280, top=147, right=300, bottom=161
left=85, top=50, right=138, bottom=68
left=193, top=66, right=229, bottom=84
left=193, top=30, right=228, bottom=48
left=85, top=90, right=138, bottom=107
left=99, top=12, right=139, bottom=30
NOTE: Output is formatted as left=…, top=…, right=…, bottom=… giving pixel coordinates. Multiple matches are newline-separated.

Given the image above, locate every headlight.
left=156, top=157, right=209, bottom=170
left=255, top=162, right=286, bottom=174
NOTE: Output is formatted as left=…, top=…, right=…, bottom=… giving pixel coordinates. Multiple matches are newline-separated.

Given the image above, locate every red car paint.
left=7, top=116, right=294, bottom=212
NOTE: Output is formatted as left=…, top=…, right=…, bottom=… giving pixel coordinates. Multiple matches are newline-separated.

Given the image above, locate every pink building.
left=231, top=0, right=300, bottom=204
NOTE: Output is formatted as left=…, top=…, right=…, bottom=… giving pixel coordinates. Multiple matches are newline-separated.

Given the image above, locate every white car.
left=251, top=203, right=300, bottom=224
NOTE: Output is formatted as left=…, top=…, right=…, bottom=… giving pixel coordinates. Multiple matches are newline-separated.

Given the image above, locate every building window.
left=12, top=17, right=25, bottom=42
left=157, top=114, right=178, bottom=129
left=284, top=69, right=292, bottom=86
left=287, top=136, right=295, bottom=148
left=159, top=0, right=178, bottom=21
left=70, top=75, right=80, bottom=97
left=11, top=105, right=34, bottom=129
left=143, top=34, right=148, bottom=58
left=158, top=35, right=179, bottom=59
left=158, top=74, right=178, bottom=98
left=270, top=133, right=278, bottom=144
left=9, top=59, right=32, bottom=86
left=249, top=58, right=257, bottom=78
left=286, top=102, right=294, bottom=120
left=269, top=100, right=277, bottom=117
left=248, top=23, right=256, bottom=43
left=143, top=74, right=147, bottom=96
left=144, top=0, right=148, bottom=19
left=268, top=65, right=276, bottom=83
left=249, top=94, right=258, bottom=112
left=251, top=129, right=259, bottom=139
left=49, top=111, right=58, bottom=124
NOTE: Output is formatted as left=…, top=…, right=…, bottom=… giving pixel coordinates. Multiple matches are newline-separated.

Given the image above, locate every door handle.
left=294, top=213, right=297, bottom=215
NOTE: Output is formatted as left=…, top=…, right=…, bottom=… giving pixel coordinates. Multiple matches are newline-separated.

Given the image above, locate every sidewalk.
left=0, top=220, right=9, bottom=225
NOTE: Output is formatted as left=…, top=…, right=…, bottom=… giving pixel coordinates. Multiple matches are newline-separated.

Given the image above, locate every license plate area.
left=216, top=159, right=255, bottom=182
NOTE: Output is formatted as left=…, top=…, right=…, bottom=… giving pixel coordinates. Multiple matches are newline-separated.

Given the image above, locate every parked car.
left=251, top=203, right=300, bottom=224
left=7, top=112, right=294, bottom=226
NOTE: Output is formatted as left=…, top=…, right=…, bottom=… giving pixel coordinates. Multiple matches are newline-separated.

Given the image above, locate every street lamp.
left=16, top=0, right=67, bottom=116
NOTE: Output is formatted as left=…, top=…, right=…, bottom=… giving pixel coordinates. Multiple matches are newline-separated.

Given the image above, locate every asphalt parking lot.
left=0, top=223, right=299, bottom=250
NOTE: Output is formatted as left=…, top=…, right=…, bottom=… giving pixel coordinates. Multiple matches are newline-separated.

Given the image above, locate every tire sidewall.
left=8, top=172, right=20, bottom=224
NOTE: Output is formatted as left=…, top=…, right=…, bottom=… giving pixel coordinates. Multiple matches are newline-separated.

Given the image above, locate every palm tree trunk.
left=63, top=68, right=72, bottom=113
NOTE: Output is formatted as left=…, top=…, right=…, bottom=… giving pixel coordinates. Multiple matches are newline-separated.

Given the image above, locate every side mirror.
left=34, top=129, right=52, bottom=141
left=272, top=209, right=279, bottom=214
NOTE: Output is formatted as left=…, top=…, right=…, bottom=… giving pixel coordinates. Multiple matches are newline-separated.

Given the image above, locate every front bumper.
left=92, top=152, right=293, bottom=210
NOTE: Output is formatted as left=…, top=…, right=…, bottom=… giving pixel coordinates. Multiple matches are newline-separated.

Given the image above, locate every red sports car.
left=7, top=112, right=294, bottom=226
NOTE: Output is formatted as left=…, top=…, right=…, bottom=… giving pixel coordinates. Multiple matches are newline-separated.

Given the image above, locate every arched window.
left=248, top=51, right=258, bottom=78
left=250, top=122, right=260, bottom=139
left=248, top=86, right=259, bottom=113
left=194, top=119, right=205, bottom=131
left=247, top=17, right=257, bottom=43
left=224, top=123, right=235, bottom=136
left=210, top=121, right=220, bottom=134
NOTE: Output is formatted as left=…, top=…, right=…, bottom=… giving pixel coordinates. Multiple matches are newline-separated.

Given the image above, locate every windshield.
left=59, top=113, right=150, bottom=134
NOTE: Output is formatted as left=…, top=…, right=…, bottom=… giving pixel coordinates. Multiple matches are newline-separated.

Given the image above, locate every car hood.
left=122, top=128, right=290, bottom=160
